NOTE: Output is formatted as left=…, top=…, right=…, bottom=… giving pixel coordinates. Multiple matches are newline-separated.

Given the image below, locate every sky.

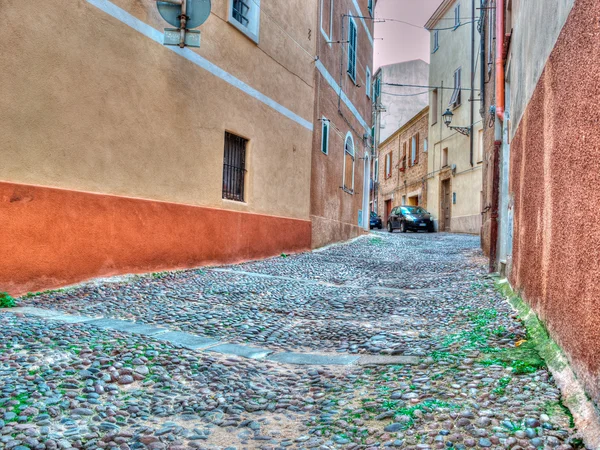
left=373, top=0, right=443, bottom=70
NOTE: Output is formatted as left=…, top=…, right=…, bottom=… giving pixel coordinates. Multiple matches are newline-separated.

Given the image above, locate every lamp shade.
left=442, top=108, right=453, bottom=126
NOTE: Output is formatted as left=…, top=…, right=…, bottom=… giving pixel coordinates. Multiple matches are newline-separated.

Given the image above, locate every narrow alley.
left=0, top=233, right=577, bottom=449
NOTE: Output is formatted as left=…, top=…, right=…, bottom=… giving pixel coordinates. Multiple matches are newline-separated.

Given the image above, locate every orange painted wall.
left=1, top=182, right=311, bottom=296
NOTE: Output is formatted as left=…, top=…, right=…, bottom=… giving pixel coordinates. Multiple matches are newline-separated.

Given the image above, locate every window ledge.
left=228, top=18, right=259, bottom=44
left=222, top=198, right=249, bottom=206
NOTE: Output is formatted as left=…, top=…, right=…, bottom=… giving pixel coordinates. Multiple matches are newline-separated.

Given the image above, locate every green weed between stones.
left=379, top=399, right=460, bottom=430
left=544, top=400, right=575, bottom=428
left=0, top=292, right=16, bottom=308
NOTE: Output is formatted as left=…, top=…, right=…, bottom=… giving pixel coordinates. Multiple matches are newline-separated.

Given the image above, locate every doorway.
left=440, top=179, right=451, bottom=231
left=385, top=199, right=392, bottom=224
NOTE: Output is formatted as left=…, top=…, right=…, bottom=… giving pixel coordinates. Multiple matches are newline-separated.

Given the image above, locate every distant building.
left=425, top=0, right=483, bottom=234
left=373, top=60, right=430, bottom=144
left=377, top=107, right=429, bottom=225
left=311, top=0, right=375, bottom=248
left=0, top=0, right=317, bottom=294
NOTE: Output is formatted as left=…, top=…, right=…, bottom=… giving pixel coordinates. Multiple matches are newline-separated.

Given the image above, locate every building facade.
left=425, top=0, right=483, bottom=234
left=482, top=0, right=600, bottom=415
left=311, top=0, right=375, bottom=248
left=373, top=60, right=430, bottom=144
left=378, top=107, right=429, bottom=224
left=0, top=0, right=317, bottom=294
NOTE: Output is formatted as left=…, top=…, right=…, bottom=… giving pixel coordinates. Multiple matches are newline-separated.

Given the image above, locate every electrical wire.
left=384, top=82, right=477, bottom=92
left=381, top=90, right=429, bottom=97
left=380, top=18, right=478, bottom=31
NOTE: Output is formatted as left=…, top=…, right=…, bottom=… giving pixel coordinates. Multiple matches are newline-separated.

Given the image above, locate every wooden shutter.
left=345, top=152, right=354, bottom=189
left=415, top=133, right=420, bottom=164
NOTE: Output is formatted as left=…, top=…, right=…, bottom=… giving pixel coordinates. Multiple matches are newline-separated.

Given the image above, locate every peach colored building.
left=310, top=0, right=375, bottom=248
left=377, top=107, right=429, bottom=223
left=0, top=0, right=317, bottom=294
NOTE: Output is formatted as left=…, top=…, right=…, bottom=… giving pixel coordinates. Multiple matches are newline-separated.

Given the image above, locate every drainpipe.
left=489, top=139, right=501, bottom=272
left=495, top=0, right=505, bottom=122
left=469, top=0, right=475, bottom=167
left=489, top=0, right=505, bottom=272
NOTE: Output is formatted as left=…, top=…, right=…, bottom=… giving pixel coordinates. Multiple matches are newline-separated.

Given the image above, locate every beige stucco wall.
left=426, top=0, right=482, bottom=233
left=0, top=0, right=316, bottom=220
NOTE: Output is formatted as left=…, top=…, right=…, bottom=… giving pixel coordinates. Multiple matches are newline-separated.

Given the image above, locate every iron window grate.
left=222, top=132, right=247, bottom=202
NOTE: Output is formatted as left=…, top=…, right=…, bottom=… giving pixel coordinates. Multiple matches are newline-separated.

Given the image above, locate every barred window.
left=222, top=132, right=247, bottom=202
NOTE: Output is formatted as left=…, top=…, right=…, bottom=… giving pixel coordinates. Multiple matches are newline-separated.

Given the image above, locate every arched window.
left=343, top=132, right=355, bottom=192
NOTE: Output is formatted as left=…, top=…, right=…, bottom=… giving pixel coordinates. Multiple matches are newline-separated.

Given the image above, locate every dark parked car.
left=370, top=211, right=383, bottom=229
left=387, top=206, right=435, bottom=233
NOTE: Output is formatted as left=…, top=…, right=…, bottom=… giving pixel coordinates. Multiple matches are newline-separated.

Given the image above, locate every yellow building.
left=425, top=0, right=483, bottom=233
left=0, top=0, right=316, bottom=294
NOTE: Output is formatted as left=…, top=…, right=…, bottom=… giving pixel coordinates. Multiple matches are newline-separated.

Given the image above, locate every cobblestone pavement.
left=1, top=232, right=579, bottom=449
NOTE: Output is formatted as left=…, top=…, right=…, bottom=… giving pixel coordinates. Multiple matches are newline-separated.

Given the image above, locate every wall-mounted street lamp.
left=442, top=108, right=471, bottom=137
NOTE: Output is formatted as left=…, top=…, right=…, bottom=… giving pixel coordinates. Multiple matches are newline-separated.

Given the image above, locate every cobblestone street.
left=1, top=232, right=578, bottom=449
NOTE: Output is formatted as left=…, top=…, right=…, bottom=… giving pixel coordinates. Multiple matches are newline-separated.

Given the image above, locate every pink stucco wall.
left=509, top=0, right=600, bottom=405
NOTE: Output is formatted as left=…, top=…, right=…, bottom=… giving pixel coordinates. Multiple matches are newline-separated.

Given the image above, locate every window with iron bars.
left=232, top=0, right=250, bottom=27
left=222, top=132, right=247, bottom=202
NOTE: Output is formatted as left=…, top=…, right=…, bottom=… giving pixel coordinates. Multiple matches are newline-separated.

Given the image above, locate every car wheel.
left=400, top=221, right=407, bottom=233
left=387, top=222, right=393, bottom=233
left=428, top=226, right=435, bottom=233
left=378, top=224, right=383, bottom=229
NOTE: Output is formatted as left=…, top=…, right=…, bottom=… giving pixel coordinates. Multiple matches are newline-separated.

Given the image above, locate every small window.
left=477, top=129, right=484, bottom=163
left=366, top=67, right=371, bottom=98
left=368, top=0, right=374, bottom=17
left=347, top=17, right=357, bottom=82
left=442, top=147, right=449, bottom=167
left=402, top=142, right=407, bottom=169
left=385, top=152, right=392, bottom=179
left=229, top=0, right=260, bottom=43
left=454, top=4, right=461, bottom=29
left=431, top=89, right=438, bottom=124
left=450, top=68, right=462, bottom=108
left=411, top=134, right=419, bottom=165
left=433, top=30, right=439, bottom=53
left=374, top=77, right=381, bottom=101
left=321, top=118, right=330, bottom=155
left=222, top=132, right=247, bottom=202
left=401, top=196, right=406, bottom=206
left=320, top=0, right=334, bottom=42
left=424, top=138, right=428, bottom=153
left=343, top=133, right=355, bottom=191
left=374, top=159, right=379, bottom=182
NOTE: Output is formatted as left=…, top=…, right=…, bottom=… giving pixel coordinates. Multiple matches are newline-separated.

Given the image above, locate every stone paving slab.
left=267, top=352, right=360, bottom=366
left=0, top=307, right=97, bottom=323
left=152, top=331, right=220, bottom=350
left=87, top=318, right=167, bottom=336
left=357, top=355, right=420, bottom=365
left=207, top=343, right=272, bottom=359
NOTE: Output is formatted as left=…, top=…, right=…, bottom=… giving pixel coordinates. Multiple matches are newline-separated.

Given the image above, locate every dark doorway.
left=385, top=199, right=392, bottom=224
left=440, top=179, right=451, bottom=231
